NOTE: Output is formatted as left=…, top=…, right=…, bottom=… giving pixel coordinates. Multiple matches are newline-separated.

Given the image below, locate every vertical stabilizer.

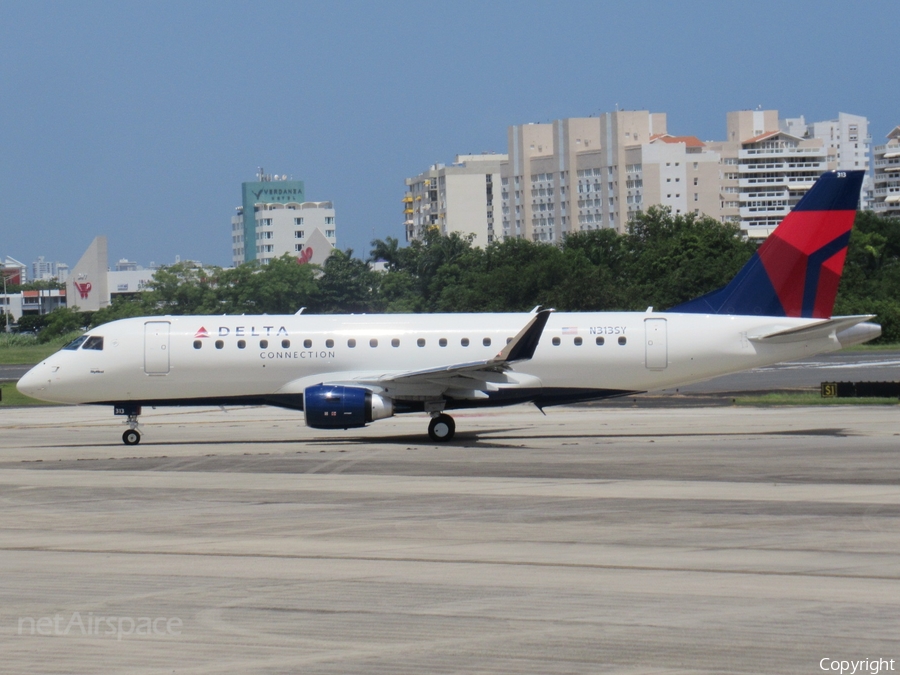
left=670, top=170, right=864, bottom=318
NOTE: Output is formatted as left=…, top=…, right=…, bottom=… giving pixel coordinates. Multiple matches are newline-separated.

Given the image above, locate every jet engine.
left=303, top=385, right=394, bottom=429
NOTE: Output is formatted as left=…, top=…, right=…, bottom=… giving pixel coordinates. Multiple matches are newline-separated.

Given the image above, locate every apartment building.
left=500, top=113, right=685, bottom=242
left=872, top=125, right=900, bottom=218
left=782, top=112, right=872, bottom=209
left=404, top=154, right=507, bottom=245
left=231, top=172, right=336, bottom=267
left=703, top=110, right=836, bottom=238
left=407, top=109, right=868, bottom=246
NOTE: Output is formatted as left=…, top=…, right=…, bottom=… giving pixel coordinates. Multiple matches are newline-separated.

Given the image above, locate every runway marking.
left=756, top=359, right=900, bottom=371
left=1, top=545, right=898, bottom=581
left=1, top=470, right=898, bottom=504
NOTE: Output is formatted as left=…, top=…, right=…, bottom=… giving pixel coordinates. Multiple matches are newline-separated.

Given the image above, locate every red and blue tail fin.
left=670, top=170, right=864, bottom=318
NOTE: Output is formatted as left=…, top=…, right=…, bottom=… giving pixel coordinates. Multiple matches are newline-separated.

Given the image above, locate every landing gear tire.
left=428, top=414, right=455, bottom=442
left=122, top=429, right=141, bottom=446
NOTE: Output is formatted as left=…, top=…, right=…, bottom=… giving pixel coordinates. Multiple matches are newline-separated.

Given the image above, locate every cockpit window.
left=63, top=336, right=88, bottom=350
left=82, top=336, right=104, bottom=351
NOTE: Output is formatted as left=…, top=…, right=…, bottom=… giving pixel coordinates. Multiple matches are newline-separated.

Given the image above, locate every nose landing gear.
left=114, top=404, right=142, bottom=445
left=122, top=427, right=141, bottom=446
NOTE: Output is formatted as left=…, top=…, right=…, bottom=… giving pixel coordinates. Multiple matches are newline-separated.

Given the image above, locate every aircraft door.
left=644, top=318, right=667, bottom=370
left=144, top=321, right=171, bottom=375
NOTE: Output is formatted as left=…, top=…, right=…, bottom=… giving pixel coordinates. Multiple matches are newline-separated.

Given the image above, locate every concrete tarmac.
left=1, top=404, right=900, bottom=674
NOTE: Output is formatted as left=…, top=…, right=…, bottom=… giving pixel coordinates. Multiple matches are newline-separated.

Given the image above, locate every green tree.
left=216, top=255, right=319, bottom=314
left=314, top=249, right=380, bottom=313
left=90, top=296, right=148, bottom=327
left=369, top=236, right=403, bottom=270
left=625, top=206, right=756, bottom=310
left=141, top=263, right=222, bottom=314
left=835, top=211, right=900, bottom=341
left=37, top=307, right=85, bottom=343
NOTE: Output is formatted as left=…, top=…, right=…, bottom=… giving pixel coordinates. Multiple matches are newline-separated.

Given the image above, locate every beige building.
left=705, top=110, right=836, bottom=238
left=502, top=112, right=683, bottom=241
left=622, top=134, right=722, bottom=225
left=404, top=154, right=507, bottom=245
left=407, top=109, right=867, bottom=246
left=873, top=126, right=900, bottom=218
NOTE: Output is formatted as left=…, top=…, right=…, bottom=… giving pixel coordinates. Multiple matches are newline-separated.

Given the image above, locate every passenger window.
left=325, top=339, right=334, bottom=348
left=193, top=340, right=202, bottom=349
left=417, top=338, right=425, bottom=347
left=461, top=338, right=469, bottom=347
left=63, top=336, right=88, bottom=350
left=618, top=336, right=627, bottom=345
left=83, top=336, right=104, bottom=350
left=260, top=339, right=268, bottom=348
left=304, top=339, right=312, bottom=348
left=348, top=339, right=356, bottom=348
left=439, top=338, right=447, bottom=347
left=483, top=337, right=491, bottom=347
left=391, top=338, right=400, bottom=347
left=237, top=340, right=246, bottom=349
left=370, top=338, right=378, bottom=348
left=215, top=340, right=224, bottom=349
left=596, top=336, right=605, bottom=346
left=282, top=339, right=290, bottom=348
left=574, top=337, right=582, bottom=346
left=552, top=337, right=561, bottom=346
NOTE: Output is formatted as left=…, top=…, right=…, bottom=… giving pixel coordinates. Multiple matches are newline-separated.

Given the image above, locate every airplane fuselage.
left=17, top=311, right=877, bottom=410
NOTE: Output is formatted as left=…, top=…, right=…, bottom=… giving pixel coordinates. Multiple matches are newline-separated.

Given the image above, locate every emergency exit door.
left=144, top=321, right=170, bottom=375
left=644, top=318, right=667, bottom=370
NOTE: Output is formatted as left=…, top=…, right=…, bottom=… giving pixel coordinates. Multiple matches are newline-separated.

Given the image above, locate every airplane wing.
left=273, top=309, right=553, bottom=400
left=374, top=307, right=552, bottom=385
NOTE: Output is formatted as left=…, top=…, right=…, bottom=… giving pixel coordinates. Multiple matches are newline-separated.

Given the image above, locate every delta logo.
left=73, top=281, right=92, bottom=300
left=194, top=327, right=210, bottom=339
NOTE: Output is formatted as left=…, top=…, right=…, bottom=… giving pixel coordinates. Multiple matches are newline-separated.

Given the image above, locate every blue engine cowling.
left=304, top=385, right=394, bottom=429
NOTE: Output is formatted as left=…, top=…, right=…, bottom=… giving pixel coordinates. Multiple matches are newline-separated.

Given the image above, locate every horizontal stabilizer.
left=748, top=315, right=874, bottom=344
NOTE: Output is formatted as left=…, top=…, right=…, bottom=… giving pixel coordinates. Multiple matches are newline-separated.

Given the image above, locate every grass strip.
left=735, top=392, right=899, bottom=406
left=0, top=382, right=62, bottom=406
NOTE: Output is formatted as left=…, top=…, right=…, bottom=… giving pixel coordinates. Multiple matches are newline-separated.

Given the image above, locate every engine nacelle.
left=303, top=385, right=394, bottom=430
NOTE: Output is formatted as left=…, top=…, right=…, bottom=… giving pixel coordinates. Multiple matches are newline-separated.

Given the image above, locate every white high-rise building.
left=230, top=173, right=336, bottom=267
left=31, top=257, right=68, bottom=283
left=873, top=125, right=900, bottom=218
left=782, top=112, right=872, bottom=209
left=705, top=110, right=836, bottom=238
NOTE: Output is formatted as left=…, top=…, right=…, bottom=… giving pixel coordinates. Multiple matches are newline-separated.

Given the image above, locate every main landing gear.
left=428, top=413, right=455, bottom=442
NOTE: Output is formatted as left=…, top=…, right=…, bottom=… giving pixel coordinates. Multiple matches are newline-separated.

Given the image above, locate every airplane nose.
left=16, top=364, right=51, bottom=399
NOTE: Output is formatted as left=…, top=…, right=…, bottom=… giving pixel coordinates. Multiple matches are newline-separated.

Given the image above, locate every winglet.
left=491, top=308, right=553, bottom=365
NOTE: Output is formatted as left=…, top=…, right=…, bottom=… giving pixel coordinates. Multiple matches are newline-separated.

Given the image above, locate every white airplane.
left=18, top=170, right=879, bottom=445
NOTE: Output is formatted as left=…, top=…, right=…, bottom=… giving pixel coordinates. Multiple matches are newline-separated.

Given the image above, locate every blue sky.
left=1, top=0, right=894, bottom=270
